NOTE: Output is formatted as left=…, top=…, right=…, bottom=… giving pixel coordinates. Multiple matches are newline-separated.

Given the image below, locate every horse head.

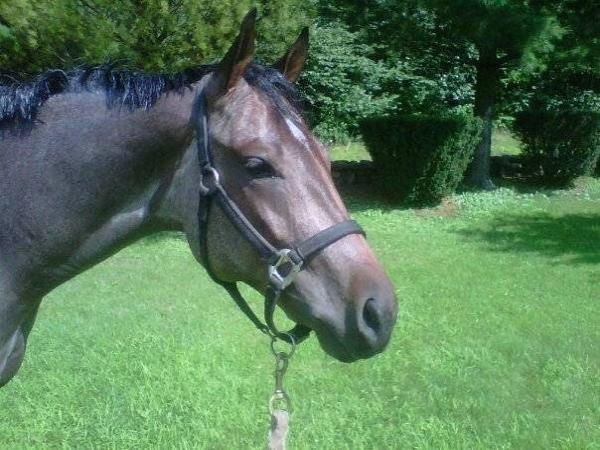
left=185, top=10, right=398, bottom=362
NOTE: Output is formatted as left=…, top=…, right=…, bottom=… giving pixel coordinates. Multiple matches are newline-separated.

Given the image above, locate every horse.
left=0, top=9, right=398, bottom=389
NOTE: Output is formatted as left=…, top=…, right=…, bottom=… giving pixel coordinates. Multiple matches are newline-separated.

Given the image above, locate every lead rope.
left=267, top=335, right=295, bottom=450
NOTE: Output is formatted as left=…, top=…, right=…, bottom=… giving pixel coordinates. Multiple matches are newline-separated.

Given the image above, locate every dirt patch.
left=413, top=197, right=459, bottom=218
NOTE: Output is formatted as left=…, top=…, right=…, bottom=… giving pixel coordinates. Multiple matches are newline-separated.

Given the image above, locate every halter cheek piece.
left=195, top=92, right=365, bottom=344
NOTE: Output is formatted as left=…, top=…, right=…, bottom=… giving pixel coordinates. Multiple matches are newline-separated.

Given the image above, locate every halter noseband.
left=195, top=92, right=365, bottom=344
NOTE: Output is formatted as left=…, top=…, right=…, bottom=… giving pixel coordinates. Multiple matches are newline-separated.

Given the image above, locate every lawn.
left=0, top=179, right=598, bottom=449
left=491, top=128, right=522, bottom=156
left=330, top=141, right=371, bottom=161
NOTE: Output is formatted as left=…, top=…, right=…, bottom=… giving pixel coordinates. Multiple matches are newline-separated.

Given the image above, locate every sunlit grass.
left=491, top=128, right=522, bottom=156
left=0, top=179, right=598, bottom=448
left=330, top=141, right=371, bottom=161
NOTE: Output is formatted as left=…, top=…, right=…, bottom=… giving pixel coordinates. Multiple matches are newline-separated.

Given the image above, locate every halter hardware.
left=199, top=165, right=221, bottom=195
left=195, top=92, right=365, bottom=345
left=268, top=249, right=303, bottom=290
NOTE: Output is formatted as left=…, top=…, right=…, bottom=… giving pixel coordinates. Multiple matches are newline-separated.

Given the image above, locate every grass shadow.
left=338, top=180, right=456, bottom=214
left=492, top=176, right=574, bottom=195
left=455, top=212, right=600, bottom=265
left=338, top=183, right=411, bottom=214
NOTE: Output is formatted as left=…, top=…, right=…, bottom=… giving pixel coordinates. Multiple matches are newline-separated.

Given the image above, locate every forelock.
left=242, top=63, right=306, bottom=120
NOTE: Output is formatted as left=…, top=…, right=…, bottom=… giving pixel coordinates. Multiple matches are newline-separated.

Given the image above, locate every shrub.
left=359, top=113, right=482, bottom=205
left=512, top=110, right=600, bottom=183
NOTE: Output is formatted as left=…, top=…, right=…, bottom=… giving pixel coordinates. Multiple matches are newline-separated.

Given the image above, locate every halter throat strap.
left=195, top=92, right=365, bottom=344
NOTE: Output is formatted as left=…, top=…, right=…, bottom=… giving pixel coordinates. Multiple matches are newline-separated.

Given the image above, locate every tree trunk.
left=465, top=49, right=500, bottom=190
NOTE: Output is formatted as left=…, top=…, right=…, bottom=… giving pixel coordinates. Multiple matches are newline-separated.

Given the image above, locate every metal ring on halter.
left=199, top=165, right=220, bottom=195
left=270, top=332, right=296, bottom=358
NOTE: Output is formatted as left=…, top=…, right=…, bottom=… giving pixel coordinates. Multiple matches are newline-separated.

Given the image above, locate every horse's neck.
left=0, top=89, right=197, bottom=296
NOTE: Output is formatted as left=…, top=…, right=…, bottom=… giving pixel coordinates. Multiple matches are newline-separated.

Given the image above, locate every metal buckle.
left=199, top=165, right=220, bottom=195
left=268, top=249, right=302, bottom=290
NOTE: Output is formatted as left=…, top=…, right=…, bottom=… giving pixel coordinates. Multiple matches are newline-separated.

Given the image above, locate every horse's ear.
left=273, top=27, right=309, bottom=83
left=216, top=8, right=257, bottom=92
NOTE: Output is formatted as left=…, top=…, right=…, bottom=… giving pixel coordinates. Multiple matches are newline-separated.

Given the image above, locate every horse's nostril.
left=362, top=297, right=381, bottom=333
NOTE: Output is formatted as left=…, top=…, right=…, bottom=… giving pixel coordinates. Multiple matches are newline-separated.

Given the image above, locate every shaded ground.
left=458, top=212, right=600, bottom=265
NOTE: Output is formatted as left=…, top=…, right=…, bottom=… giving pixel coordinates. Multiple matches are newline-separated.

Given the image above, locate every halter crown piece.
left=195, top=92, right=365, bottom=344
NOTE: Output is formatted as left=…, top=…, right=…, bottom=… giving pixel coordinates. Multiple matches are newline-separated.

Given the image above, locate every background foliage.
left=1, top=0, right=598, bottom=191
left=297, top=22, right=398, bottom=142
left=513, top=110, right=600, bottom=183
left=361, top=112, right=482, bottom=204
left=0, top=0, right=314, bottom=74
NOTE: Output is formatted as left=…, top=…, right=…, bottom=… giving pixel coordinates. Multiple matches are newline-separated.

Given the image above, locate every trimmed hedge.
left=512, top=111, right=600, bottom=183
left=359, top=114, right=482, bottom=205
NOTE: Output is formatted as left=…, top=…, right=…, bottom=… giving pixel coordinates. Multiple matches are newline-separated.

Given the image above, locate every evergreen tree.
left=0, top=1, right=314, bottom=75
left=423, top=0, right=560, bottom=189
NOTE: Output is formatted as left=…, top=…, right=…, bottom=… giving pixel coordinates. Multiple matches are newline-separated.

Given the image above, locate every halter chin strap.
left=195, top=92, right=365, bottom=344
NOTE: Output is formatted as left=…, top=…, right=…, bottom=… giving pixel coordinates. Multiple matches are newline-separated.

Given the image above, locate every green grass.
left=492, top=128, right=522, bottom=156
left=330, top=141, right=371, bottom=161
left=1, top=179, right=599, bottom=449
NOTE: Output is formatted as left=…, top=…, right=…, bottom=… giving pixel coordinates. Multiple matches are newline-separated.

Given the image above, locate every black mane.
left=0, top=62, right=303, bottom=131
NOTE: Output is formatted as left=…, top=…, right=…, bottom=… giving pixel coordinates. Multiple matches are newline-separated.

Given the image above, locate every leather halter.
left=195, top=92, right=365, bottom=344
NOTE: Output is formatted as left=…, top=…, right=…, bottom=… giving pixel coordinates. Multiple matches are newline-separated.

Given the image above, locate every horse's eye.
left=243, top=157, right=277, bottom=179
